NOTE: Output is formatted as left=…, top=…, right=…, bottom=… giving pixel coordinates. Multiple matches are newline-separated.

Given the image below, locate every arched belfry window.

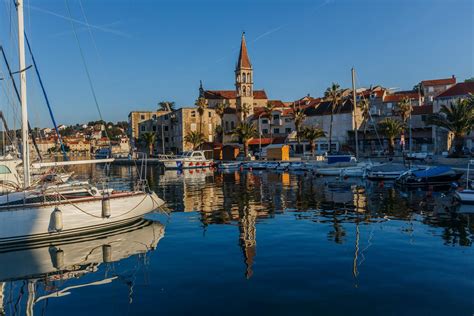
left=243, top=73, right=247, bottom=83
left=248, top=73, right=251, bottom=83
left=243, top=86, right=247, bottom=96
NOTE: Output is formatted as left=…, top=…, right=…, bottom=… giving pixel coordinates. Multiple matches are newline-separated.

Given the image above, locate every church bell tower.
left=235, top=32, right=254, bottom=120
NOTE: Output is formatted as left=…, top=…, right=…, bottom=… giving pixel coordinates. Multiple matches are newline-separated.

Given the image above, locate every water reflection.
left=157, top=169, right=474, bottom=279
left=0, top=219, right=164, bottom=316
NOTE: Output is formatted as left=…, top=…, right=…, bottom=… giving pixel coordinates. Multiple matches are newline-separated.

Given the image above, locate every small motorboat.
left=396, top=166, right=463, bottom=188
left=367, top=163, right=409, bottom=181
left=341, top=166, right=367, bottom=178
left=161, top=150, right=213, bottom=169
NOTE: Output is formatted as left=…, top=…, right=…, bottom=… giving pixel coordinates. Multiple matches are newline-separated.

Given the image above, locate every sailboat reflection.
left=0, top=219, right=165, bottom=316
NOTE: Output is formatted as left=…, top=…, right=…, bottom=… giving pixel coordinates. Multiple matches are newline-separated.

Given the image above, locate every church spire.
left=236, top=32, right=252, bottom=70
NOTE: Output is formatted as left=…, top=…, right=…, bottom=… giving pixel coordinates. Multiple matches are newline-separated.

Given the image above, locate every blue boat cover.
left=412, top=166, right=452, bottom=177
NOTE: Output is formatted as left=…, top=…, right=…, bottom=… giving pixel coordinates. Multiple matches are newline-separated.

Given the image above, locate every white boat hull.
left=0, top=192, right=164, bottom=245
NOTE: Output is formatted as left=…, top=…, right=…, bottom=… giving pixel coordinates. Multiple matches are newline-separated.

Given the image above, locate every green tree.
left=378, top=118, right=405, bottom=155
left=290, top=103, right=306, bottom=146
left=140, top=132, right=156, bottom=156
left=233, top=122, right=257, bottom=159
left=426, top=98, right=474, bottom=156
left=184, top=131, right=205, bottom=150
left=195, top=97, right=207, bottom=135
left=215, top=103, right=226, bottom=143
left=303, top=126, right=325, bottom=157
left=324, top=82, right=342, bottom=153
left=158, top=101, right=175, bottom=112
left=264, top=101, right=276, bottom=140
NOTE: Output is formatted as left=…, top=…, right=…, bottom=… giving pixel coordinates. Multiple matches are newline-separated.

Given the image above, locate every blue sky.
left=0, top=0, right=473, bottom=127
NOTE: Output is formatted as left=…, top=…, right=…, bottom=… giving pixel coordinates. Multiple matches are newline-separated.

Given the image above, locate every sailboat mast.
left=351, top=68, right=359, bottom=159
left=16, top=0, right=30, bottom=188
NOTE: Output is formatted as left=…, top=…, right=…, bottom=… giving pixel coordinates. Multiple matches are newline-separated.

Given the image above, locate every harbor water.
left=0, top=165, right=473, bottom=315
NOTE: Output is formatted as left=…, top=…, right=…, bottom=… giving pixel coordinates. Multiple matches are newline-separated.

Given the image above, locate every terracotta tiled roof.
left=304, top=99, right=354, bottom=116
left=268, top=100, right=286, bottom=108
left=412, top=105, right=433, bottom=115
left=203, top=90, right=267, bottom=100
left=281, top=109, right=294, bottom=116
left=435, top=82, right=474, bottom=99
left=383, top=92, right=420, bottom=103
left=248, top=136, right=286, bottom=145
left=248, top=138, right=272, bottom=145
left=421, top=77, right=456, bottom=86
left=237, top=33, right=252, bottom=69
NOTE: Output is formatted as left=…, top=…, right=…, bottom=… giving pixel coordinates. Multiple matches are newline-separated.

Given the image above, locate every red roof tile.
left=383, top=92, right=420, bottom=103
left=435, top=82, right=474, bottom=99
left=421, top=77, right=456, bottom=86
left=203, top=90, right=267, bottom=100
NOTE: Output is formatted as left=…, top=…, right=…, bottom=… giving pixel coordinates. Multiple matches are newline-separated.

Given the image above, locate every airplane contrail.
left=26, top=4, right=130, bottom=38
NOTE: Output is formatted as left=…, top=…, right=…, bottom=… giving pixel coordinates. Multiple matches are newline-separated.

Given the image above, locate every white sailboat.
left=0, top=0, right=165, bottom=246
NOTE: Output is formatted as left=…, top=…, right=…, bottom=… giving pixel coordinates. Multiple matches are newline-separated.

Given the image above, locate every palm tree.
left=395, top=97, right=413, bottom=123
left=394, top=97, right=413, bottom=151
left=358, top=99, right=371, bottom=153
left=140, top=132, right=156, bottom=157
left=214, top=125, right=224, bottom=143
left=215, top=102, right=226, bottom=143
left=426, top=98, right=474, bottom=156
left=378, top=118, right=405, bottom=155
left=324, top=82, right=342, bottom=153
left=184, top=131, right=205, bottom=150
left=195, top=97, right=207, bottom=135
left=303, top=126, right=325, bottom=157
left=240, top=103, right=252, bottom=121
left=233, top=122, right=257, bottom=159
left=290, top=103, right=306, bottom=150
left=264, top=101, right=276, bottom=140
left=158, top=101, right=175, bottom=112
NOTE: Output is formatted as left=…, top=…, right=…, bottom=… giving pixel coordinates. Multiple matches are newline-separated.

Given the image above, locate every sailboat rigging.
left=0, top=0, right=165, bottom=246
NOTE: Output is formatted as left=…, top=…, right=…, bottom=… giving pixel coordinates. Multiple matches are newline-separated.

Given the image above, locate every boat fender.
left=102, top=194, right=111, bottom=218
left=102, top=244, right=112, bottom=263
left=52, top=207, right=63, bottom=232
left=49, top=246, right=64, bottom=269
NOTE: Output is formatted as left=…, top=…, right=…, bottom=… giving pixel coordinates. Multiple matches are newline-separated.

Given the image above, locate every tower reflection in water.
left=0, top=219, right=165, bottom=316
left=158, top=169, right=474, bottom=279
